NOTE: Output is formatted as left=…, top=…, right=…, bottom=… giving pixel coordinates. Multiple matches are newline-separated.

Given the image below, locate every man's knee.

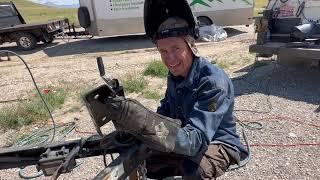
left=190, top=144, right=231, bottom=179
left=146, top=144, right=232, bottom=179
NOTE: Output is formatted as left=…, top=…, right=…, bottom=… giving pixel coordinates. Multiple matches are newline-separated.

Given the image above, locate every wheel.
left=78, top=7, right=91, bottom=28
left=197, top=16, right=212, bottom=27
left=15, top=32, right=37, bottom=50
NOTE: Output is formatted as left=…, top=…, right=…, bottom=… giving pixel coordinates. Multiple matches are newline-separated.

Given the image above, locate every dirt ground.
left=0, top=25, right=319, bottom=180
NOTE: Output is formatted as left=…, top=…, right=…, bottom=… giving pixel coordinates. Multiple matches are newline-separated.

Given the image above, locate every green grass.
left=143, top=60, right=168, bottom=78
left=143, top=90, right=163, bottom=100
left=123, top=74, right=148, bottom=93
left=0, top=87, right=68, bottom=130
left=0, top=0, right=78, bottom=26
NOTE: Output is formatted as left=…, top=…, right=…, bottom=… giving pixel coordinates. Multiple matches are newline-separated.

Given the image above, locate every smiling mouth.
left=169, top=62, right=180, bottom=68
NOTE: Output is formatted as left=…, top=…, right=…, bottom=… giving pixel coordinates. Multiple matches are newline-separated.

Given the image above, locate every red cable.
left=273, top=116, right=320, bottom=128
left=251, top=116, right=320, bottom=128
left=250, top=142, right=320, bottom=147
left=72, top=116, right=319, bottom=147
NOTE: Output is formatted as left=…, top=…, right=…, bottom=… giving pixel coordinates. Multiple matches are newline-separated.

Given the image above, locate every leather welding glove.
left=105, top=97, right=182, bottom=153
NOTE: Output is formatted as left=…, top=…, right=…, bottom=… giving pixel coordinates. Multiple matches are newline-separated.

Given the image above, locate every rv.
left=78, top=0, right=254, bottom=37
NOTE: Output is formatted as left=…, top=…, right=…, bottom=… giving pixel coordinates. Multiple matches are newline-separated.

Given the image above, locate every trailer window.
left=0, top=5, right=17, bottom=18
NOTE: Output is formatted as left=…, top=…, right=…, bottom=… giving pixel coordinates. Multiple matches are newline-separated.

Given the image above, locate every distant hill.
left=0, top=0, right=78, bottom=26
left=43, top=2, right=79, bottom=8
left=30, top=0, right=79, bottom=8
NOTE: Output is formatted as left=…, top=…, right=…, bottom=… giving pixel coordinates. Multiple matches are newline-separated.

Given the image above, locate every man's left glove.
left=105, top=97, right=182, bottom=153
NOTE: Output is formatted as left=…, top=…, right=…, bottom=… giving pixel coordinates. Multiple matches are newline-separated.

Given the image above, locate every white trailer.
left=77, top=0, right=254, bottom=37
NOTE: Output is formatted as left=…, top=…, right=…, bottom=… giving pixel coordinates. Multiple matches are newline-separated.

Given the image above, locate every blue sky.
left=30, top=0, right=79, bottom=5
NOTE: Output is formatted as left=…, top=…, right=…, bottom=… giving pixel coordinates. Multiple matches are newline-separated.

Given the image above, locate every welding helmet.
left=144, top=0, right=200, bottom=56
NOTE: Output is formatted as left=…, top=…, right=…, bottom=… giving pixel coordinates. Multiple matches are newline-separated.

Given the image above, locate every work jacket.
left=157, top=57, right=248, bottom=162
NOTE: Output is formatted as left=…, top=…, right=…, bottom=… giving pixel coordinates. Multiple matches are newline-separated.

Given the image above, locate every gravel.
left=0, top=25, right=319, bottom=179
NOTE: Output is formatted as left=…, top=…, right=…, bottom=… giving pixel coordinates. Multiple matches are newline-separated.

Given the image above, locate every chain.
left=137, top=160, right=147, bottom=180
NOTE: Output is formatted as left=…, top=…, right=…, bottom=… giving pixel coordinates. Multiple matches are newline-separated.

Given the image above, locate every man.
left=105, top=16, right=248, bottom=179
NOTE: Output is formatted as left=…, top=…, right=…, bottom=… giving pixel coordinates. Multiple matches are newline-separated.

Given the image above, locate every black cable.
left=296, top=0, right=319, bottom=26
left=296, top=0, right=305, bottom=17
left=0, top=50, right=56, bottom=143
left=279, top=0, right=289, bottom=3
left=271, top=0, right=279, bottom=10
left=228, top=60, right=276, bottom=171
left=103, top=150, right=108, bottom=167
left=232, top=58, right=276, bottom=114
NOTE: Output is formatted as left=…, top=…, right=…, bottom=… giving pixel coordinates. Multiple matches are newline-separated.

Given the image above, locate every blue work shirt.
left=157, top=57, right=248, bottom=161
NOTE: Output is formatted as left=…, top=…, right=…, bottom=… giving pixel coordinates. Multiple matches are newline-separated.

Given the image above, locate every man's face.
left=156, top=37, right=193, bottom=77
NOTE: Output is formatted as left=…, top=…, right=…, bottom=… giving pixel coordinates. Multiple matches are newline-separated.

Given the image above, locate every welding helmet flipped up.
left=144, top=0, right=200, bottom=57
left=144, top=0, right=199, bottom=42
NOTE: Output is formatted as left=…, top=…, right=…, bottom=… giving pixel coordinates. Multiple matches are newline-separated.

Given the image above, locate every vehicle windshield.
left=0, top=5, right=17, bottom=18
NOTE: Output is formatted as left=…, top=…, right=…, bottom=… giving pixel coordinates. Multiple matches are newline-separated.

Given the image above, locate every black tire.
left=197, top=16, right=213, bottom=27
left=15, top=32, right=37, bottom=51
left=78, top=7, right=91, bottom=28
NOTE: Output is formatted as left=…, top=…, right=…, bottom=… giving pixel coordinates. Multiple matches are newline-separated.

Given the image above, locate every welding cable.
left=231, top=114, right=320, bottom=171
left=227, top=116, right=261, bottom=171
left=296, top=0, right=305, bottom=17
left=233, top=59, right=277, bottom=114
left=15, top=122, right=77, bottom=179
left=250, top=142, right=320, bottom=147
left=279, top=0, right=289, bottom=3
left=18, top=169, right=43, bottom=179
left=0, top=50, right=78, bottom=179
left=18, top=158, right=85, bottom=180
left=14, top=122, right=76, bottom=147
left=238, top=115, right=320, bottom=147
left=0, top=50, right=57, bottom=143
left=227, top=126, right=252, bottom=171
left=296, top=0, right=319, bottom=25
left=270, top=0, right=279, bottom=10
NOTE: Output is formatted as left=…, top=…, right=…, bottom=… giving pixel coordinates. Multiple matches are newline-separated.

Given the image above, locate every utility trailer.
left=0, top=2, right=68, bottom=50
left=249, top=0, right=320, bottom=66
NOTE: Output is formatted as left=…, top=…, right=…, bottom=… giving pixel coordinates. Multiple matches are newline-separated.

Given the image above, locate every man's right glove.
left=104, top=97, right=182, bottom=153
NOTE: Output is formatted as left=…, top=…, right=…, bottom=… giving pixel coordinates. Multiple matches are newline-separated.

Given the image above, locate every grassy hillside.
left=0, top=0, right=78, bottom=25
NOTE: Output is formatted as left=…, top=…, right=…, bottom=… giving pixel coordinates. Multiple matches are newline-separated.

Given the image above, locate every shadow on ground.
left=0, top=27, right=247, bottom=58
left=43, top=35, right=154, bottom=57
left=0, top=42, right=58, bottom=55
left=224, top=27, right=248, bottom=38
left=232, top=61, right=320, bottom=107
